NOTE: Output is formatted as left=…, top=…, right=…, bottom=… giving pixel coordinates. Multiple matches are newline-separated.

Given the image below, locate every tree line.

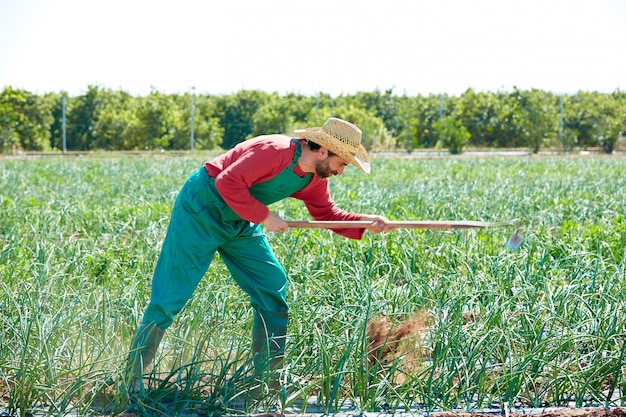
left=1, top=86, right=624, bottom=154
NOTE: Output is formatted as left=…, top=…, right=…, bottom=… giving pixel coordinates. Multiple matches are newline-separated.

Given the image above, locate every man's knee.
left=141, top=302, right=176, bottom=329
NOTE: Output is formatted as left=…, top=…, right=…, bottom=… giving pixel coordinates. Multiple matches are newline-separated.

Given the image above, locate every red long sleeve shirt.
left=204, top=134, right=365, bottom=239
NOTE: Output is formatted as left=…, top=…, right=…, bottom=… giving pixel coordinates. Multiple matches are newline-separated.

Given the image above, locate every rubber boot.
left=251, top=310, right=288, bottom=393
left=126, top=323, right=165, bottom=393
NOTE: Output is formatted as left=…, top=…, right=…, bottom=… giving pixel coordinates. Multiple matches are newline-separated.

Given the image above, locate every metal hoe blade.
left=506, top=230, right=524, bottom=250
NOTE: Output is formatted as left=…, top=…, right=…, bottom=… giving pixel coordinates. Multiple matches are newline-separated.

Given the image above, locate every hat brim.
left=295, top=128, right=371, bottom=174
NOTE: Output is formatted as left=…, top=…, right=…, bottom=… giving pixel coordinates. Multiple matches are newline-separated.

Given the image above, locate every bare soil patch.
left=431, top=408, right=626, bottom=417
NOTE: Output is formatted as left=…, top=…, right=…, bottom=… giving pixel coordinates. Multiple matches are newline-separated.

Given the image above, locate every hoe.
left=287, top=220, right=524, bottom=250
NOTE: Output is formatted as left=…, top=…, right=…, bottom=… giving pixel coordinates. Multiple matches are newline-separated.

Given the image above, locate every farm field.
left=1, top=153, right=625, bottom=417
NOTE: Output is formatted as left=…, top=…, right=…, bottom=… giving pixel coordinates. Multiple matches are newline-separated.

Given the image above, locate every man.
left=127, top=117, right=389, bottom=397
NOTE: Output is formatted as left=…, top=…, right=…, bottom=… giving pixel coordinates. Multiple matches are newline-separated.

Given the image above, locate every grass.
left=0, top=153, right=625, bottom=416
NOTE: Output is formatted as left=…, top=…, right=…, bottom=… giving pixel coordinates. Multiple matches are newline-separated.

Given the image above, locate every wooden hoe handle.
left=286, top=220, right=515, bottom=230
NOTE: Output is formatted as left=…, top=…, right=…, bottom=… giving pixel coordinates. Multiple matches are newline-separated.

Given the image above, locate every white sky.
left=1, top=0, right=625, bottom=97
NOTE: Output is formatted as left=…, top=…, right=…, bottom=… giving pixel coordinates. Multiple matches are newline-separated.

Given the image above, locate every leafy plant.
left=0, top=155, right=624, bottom=415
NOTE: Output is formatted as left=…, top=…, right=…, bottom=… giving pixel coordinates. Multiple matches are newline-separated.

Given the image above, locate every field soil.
left=431, top=408, right=626, bottom=417
left=106, top=407, right=626, bottom=417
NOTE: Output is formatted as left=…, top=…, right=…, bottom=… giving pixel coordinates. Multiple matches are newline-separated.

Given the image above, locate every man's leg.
left=127, top=169, right=221, bottom=389
left=251, top=309, right=289, bottom=384
left=127, top=323, right=165, bottom=388
left=218, top=232, right=289, bottom=386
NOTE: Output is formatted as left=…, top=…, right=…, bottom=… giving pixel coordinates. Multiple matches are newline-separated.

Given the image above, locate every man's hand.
left=359, top=215, right=392, bottom=234
left=261, top=211, right=289, bottom=232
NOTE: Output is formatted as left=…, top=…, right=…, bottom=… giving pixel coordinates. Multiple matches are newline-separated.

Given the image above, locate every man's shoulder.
left=241, top=134, right=297, bottom=153
left=249, top=134, right=293, bottom=146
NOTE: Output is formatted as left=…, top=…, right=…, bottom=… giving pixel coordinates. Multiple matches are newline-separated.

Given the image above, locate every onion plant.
left=0, top=154, right=624, bottom=416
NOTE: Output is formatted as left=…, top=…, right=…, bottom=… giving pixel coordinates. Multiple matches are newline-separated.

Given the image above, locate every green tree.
left=0, top=87, right=53, bottom=152
left=91, top=89, right=137, bottom=150
left=354, top=89, right=404, bottom=137
left=457, top=89, right=501, bottom=147
left=513, top=88, right=559, bottom=153
left=563, top=91, right=603, bottom=150
left=489, top=91, right=524, bottom=148
left=189, top=94, right=224, bottom=150
left=251, top=93, right=294, bottom=137
left=128, top=90, right=181, bottom=150
left=161, top=93, right=191, bottom=150
left=433, top=116, right=471, bottom=154
left=65, top=85, right=102, bottom=150
left=596, top=91, right=625, bottom=153
left=281, top=92, right=317, bottom=126
left=3, top=87, right=624, bottom=153
left=0, top=89, right=20, bottom=152
left=47, top=92, right=65, bottom=151
left=335, top=105, right=394, bottom=150
left=217, top=90, right=269, bottom=149
left=299, top=103, right=393, bottom=150
left=402, top=94, right=445, bottom=150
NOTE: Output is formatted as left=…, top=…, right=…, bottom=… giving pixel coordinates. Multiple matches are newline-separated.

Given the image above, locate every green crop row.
left=1, top=154, right=624, bottom=416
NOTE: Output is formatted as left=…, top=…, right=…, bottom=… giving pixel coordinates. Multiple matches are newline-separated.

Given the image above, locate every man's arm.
left=293, top=179, right=390, bottom=239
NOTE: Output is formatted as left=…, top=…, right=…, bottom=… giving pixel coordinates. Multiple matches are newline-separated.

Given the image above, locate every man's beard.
left=315, top=157, right=334, bottom=179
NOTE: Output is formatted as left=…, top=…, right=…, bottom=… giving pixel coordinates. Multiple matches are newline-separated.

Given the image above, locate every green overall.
left=134, top=138, right=311, bottom=378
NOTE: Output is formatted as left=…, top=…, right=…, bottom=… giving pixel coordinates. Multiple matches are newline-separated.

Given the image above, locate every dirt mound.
left=366, top=311, right=428, bottom=364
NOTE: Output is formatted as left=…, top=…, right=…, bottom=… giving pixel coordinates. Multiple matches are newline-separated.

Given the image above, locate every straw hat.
left=294, top=118, right=370, bottom=174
